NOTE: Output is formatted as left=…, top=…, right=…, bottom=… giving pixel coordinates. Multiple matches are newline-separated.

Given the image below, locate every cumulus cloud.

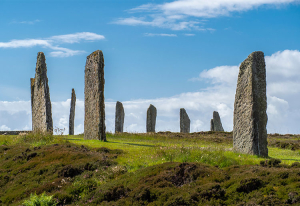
left=266, top=50, right=300, bottom=96
left=190, top=65, right=239, bottom=85
left=0, top=32, right=105, bottom=57
left=1, top=50, right=300, bottom=134
left=0, top=125, right=11, bottom=130
left=114, top=0, right=297, bottom=30
left=191, top=50, right=300, bottom=134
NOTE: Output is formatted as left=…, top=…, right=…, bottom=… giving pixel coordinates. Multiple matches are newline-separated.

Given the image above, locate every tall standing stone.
left=180, top=108, right=190, bottom=133
left=84, top=50, right=106, bottom=141
left=115, top=101, right=125, bottom=133
left=233, top=51, right=268, bottom=157
left=69, top=88, right=76, bottom=135
left=31, top=52, right=53, bottom=133
left=146, top=104, right=157, bottom=133
left=210, top=111, right=224, bottom=132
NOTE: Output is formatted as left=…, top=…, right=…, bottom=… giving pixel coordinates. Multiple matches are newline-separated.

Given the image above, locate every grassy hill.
left=1, top=132, right=300, bottom=205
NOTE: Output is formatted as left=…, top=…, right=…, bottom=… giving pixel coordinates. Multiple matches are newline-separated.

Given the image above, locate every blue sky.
left=0, top=0, right=300, bottom=134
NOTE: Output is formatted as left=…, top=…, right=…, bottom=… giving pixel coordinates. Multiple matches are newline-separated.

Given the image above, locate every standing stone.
left=84, top=50, right=106, bottom=141
left=210, top=119, right=214, bottom=131
left=69, top=88, right=76, bottom=135
left=146, top=104, right=157, bottom=133
left=30, top=78, right=35, bottom=113
left=31, top=52, right=53, bottom=133
left=210, top=111, right=224, bottom=132
left=180, top=108, right=190, bottom=133
left=233, top=51, right=268, bottom=157
left=115, top=101, right=125, bottom=133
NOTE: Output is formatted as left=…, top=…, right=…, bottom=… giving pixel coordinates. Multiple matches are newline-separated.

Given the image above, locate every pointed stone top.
left=180, top=108, right=189, bottom=119
left=180, top=108, right=190, bottom=133
left=242, top=51, right=264, bottom=65
left=86, top=50, right=104, bottom=69
left=87, top=50, right=103, bottom=59
left=36, top=52, right=46, bottom=66
left=213, top=111, right=221, bottom=120
left=35, top=52, right=47, bottom=85
left=250, top=51, right=264, bottom=56
left=239, top=51, right=265, bottom=79
left=149, top=104, right=156, bottom=109
left=37, top=51, right=45, bottom=58
left=212, top=111, right=224, bottom=132
left=71, top=88, right=76, bottom=98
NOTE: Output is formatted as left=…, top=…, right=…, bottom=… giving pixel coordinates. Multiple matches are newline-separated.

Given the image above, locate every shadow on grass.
left=277, top=158, right=300, bottom=161
left=67, top=138, right=83, bottom=141
left=66, top=138, right=156, bottom=147
left=107, top=141, right=156, bottom=147
left=122, top=143, right=156, bottom=147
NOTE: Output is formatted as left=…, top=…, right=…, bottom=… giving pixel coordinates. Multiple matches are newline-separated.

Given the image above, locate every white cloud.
left=0, top=32, right=105, bottom=58
left=48, top=46, right=85, bottom=58
left=11, top=19, right=41, bottom=25
left=191, top=49, right=300, bottom=134
left=49, top=32, right=105, bottom=44
left=191, top=65, right=239, bottom=86
left=144, top=33, right=177, bottom=37
left=266, top=50, right=300, bottom=99
left=0, top=125, right=11, bottom=130
left=114, top=0, right=297, bottom=30
left=160, top=0, right=296, bottom=18
left=1, top=50, right=300, bottom=134
left=266, top=50, right=300, bottom=78
left=0, top=101, right=31, bottom=115
left=114, top=16, right=210, bottom=31
left=184, top=33, right=195, bottom=36
left=0, top=39, right=51, bottom=48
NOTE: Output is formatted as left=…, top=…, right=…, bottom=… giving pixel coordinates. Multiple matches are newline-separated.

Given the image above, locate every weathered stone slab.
left=180, top=108, right=190, bottom=133
left=146, top=104, right=157, bottom=133
left=233, top=51, right=268, bottom=157
left=69, top=88, right=76, bottom=135
left=31, top=52, right=53, bottom=133
left=84, top=50, right=106, bottom=141
left=115, top=101, right=125, bottom=133
left=210, top=111, right=224, bottom=132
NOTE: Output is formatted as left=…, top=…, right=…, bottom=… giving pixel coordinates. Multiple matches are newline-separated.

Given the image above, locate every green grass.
left=2, top=132, right=300, bottom=172
left=2, top=131, right=300, bottom=205
left=64, top=132, right=300, bottom=172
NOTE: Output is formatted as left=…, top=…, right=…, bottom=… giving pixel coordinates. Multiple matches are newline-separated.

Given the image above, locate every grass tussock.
left=23, top=192, right=58, bottom=206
